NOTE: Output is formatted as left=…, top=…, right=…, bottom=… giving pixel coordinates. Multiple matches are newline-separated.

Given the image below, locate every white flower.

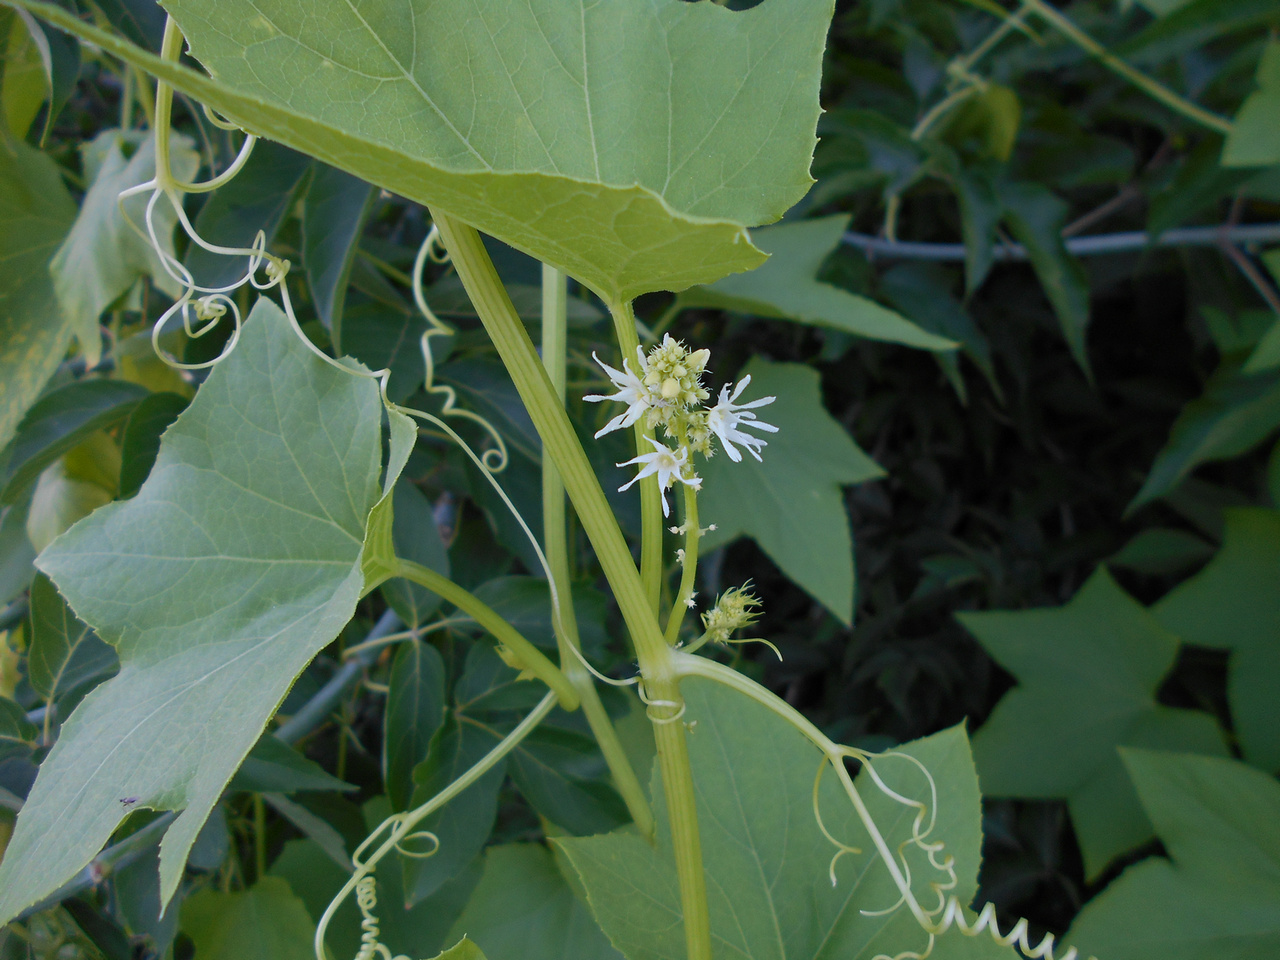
left=617, top=437, right=700, bottom=517
left=707, top=374, right=778, bottom=462
left=584, top=347, right=654, bottom=438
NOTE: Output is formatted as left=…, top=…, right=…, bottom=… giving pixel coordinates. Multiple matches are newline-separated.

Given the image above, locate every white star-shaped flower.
left=707, top=374, right=778, bottom=462
left=584, top=348, right=655, bottom=438
left=617, top=437, right=700, bottom=517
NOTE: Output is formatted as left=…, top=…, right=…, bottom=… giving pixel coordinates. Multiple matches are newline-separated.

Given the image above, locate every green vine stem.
left=541, top=264, right=655, bottom=839
left=607, top=298, right=665, bottom=615
left=429, top=210, right=712, bottom=960
left=1017, top=0, right=1234, bottom=136
left=393, top=559, right=579, bottom=710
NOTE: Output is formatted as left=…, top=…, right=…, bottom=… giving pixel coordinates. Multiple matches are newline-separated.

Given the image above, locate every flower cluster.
left=700, top=585, right=762, bottom=645
left=585, top=334, right=777, bottom=515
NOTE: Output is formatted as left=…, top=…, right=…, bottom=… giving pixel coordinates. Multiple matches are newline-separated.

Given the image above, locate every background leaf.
left=384, top=639, right=446, bottom=812
left=26, top=571, right=116, bottom=709
left=1068, top=750, right=1280, bottom=960
left=179, top=877, right=316, bottom=960
left=0, top=136, right=77, bottom=452
left=1152, top=508, right=1280, bottom=772
left=1, top=379, right=148, bottom=504
left=961, top=568, right=1228, bottom=878
left=49, top=130, right=199, bottom=367
left=446, top=844, right=622, bottom=960
left=699, top=359, right=884, bottom=625
left=302, top=164, right=374, bottom=349
left=676, top=216, right=954, bottom=350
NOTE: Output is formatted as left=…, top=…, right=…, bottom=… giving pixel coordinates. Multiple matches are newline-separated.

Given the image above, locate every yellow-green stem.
left=608, top=299, right=665, bottom=616
left=664, top=485, right=700, bottom=646
left=542, top=264, right=655, bottom=839
left=153, top=17, right=182, bottom=186
left=430, top=211, right=710, bottom=960
left=393, top=558, right=579, bottom=710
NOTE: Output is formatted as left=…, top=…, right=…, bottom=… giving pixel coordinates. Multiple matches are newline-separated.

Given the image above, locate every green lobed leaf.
left=675, top=215, right=954, bottom=350
left=9, top=0, right=836, bottom=302
left=698, top=358, right=884, bottom=625
left=1068, top=750, right=1280, bottom=960
left=179, top=877, right=317, bottom=960
left=0, top=135, right=77, bottom=454
left=0, top=299, right=394, bottom=924
left=384, top=639, right=447, bottom=812
left=1, top=379, right=148, bottom=504
left=446, top=844, right=622, bottom=960
left=26, top=571, right=117, bottom=706
left=49, top=129, right=199, bottom=367
left=1152, top=508, right=1280, bottom=772
left=559, top=677, right=1014, bottom=960
left=961, top=567, right=1228, bottom=879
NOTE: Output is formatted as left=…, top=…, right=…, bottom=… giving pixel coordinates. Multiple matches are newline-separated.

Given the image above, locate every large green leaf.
left=0, top=135, right=77, bottom=453
left=559, top=677, right=1016, bottom=960
left=446, top=844, right=622, bottom=960
left=0, top=299, right=393, bottom=924
left=179, top=877, right=317, bottom=960
left=698, top=359, right=884, bottom=625
left=1068, top=750, right=1280, bottom=960
left=49, top=129, right=198, bottom=368
left=675, top=216, right=954, bottom=350
left=12, top=0, right=836, bottom=302
left=1153, top=508, right=1280, bottom=772
left=960, top=568, right=1228, bottom=879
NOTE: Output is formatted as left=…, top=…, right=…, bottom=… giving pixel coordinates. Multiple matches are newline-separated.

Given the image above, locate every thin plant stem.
left=1018, top=0, right=1234, bottom=135
left=429, top=211, right=711, bottom=960
left=542, top=264, right=655, bottom=839
left=394, top=558, right=579, bottom=710
left=664, top=485, right=700, bottom=646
